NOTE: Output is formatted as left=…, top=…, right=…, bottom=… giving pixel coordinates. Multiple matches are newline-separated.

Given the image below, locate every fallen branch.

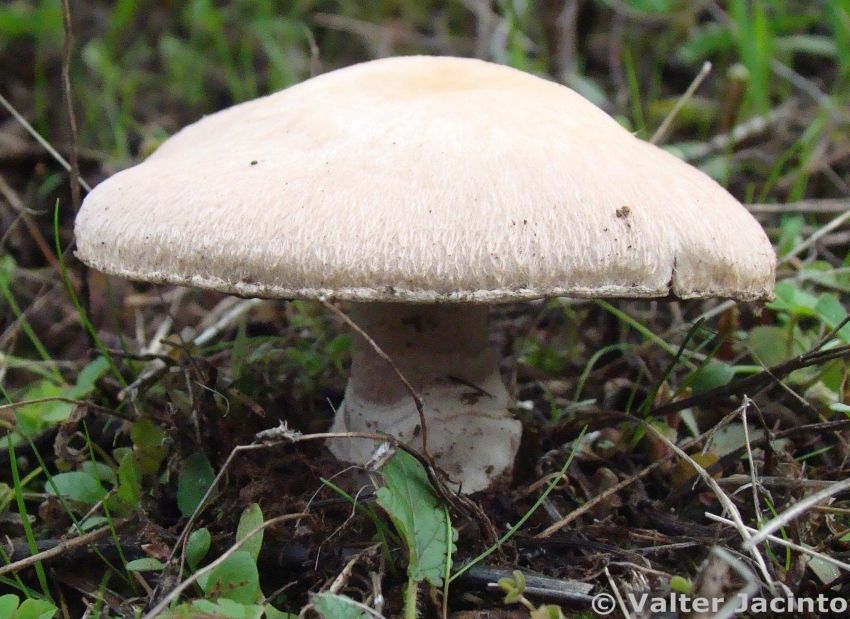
left=0, top=518, right=132, bottom=577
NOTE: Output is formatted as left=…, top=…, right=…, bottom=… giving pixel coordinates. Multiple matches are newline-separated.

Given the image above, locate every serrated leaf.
left=177, top=452, right=215, bottom=517
left=45, top=471, right=107, bottom=505
left=187, top=527, right=212, bottom=571
left=236, top=503, right=264, bottom=562
left=313, top=593, right=368, bottom=619
left=204, top=550, right=260, bottom=604
left=126, top=557, right=166, bottom=572
left=375, top=450, right=454, bottom=586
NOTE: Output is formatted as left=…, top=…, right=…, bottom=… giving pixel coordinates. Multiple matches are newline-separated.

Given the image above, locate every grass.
left=1, top=0, right=850, bottom=617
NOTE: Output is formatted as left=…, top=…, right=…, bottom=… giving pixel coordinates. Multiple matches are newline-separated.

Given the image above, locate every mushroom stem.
left=329, top=302, right=522, bottom=493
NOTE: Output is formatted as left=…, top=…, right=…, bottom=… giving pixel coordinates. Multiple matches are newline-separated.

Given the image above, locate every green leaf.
left=68, top=356, right=110, bottom=397
left=177, top=452, right=215, bottom=517
left=131, top=418, right=167, bottom=474
left=236, top=503, right=264, bottom=562
left=12, top=599, right=57, bottom=619
left=163, top=599, right=265, bottom=619
left=187, top=527, right=212, bottom=571
left=0, top=595, right=20, bottom=617
left=769, top=281, right=819, bottom=317
left=192, top=598, right=264, bottom=618
left=117, top=452, right=142, bottom=508
left=80, top=461, right=116, bottom=485
left=45, top=471, right=107, bottom=505
left=0, top=482, right=16, bottom=514
left=777, top=215, right=804, bottom=257
left=670, top=575, right=693, bottom=594
left=203, top=550, right=260, bottom=604
left=830, top=403, right=850, bottom=418
left=126, top=557, right=166, bottom=572
left=530, top=606, right=566, bottom=619
left=813, top=294, right=850, bottom=342
left=376, top=451, right=455, bottom=586
left=689, top=360, right=735, bottom=393
left=13, top=380, right=71, bottom=436
left=748, top=325, right=791, bottom=367
left=313, top=593, right=368, bottom=619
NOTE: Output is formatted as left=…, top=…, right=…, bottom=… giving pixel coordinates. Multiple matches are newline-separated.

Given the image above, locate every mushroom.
left=74, top=56, right=775, bottom=493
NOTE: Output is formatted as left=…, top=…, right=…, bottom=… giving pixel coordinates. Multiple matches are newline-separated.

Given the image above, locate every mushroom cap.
left=75, top=56, right=775, bottom=303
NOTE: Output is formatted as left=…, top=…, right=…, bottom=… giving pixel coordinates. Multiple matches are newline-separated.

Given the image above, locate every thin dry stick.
left=650, top=61, right=712, bottom=145
left=782, top=208, right=850, bottom=264
left=0, top=93, right=92, bottom=193
left=319, top=298, right=431, bottom=458
left=0, top=519, right=130, bottom=577
left=119, top=297, right=262, bottom=401
left=604, top=566, right=632, bottom=619
left=536, top=463, right=658, bottom=538
left=60, top=0, right=82, bottom=211
left=0, top=174, right=61, bottom=273
left=642, top=422, right=776, bottom=590
left=165, top=443, right=270, bottom=565
left=707, top=546, right=760, bottom=619
left=143, top=513, right=307, bottom=619
left=747, top=199, right=850, bottom=214
left=743, top=477, right=850, bottom=550
left=705, top=513, right=850, bottom=572
left=740, top=400, right=764, bottom=524
left=677, top=100, right=797, bottom=161
left=537, top=406, right=746, bottom=539
left=0, top=397, right=135, bottom=423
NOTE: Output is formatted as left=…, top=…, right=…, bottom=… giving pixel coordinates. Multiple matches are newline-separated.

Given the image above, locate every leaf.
left=187, top=527, right=212, bottom=571
left=116, top=452, right=142, bottom=509
left=814, top=294, right=850, bottom=342
left=80, top=461, right=116, bottom=485
left=13, top=380, right=71, bottom=436
left=830, top=402, right=850, bottom=418
left=0, top=482, right=16, bottom=513
left=375, top=450, right=455, bottom=586
left=530, top=606, right=566, bottom=619
left=126, top=557, right=166, bottom=572
left=12, top=599, right=57, bottom=619
left=162, top=599, right=265, bottom=619
left=748, top=325, right=791, bottom=367
left=689, top=360, right=734, bottom=393
left=670, top=575, right=692, bottom=594
left=263, top=605, right=298, bottom=619
left=67, top=356, right=110, bottom=397
left=193, top=598, right=264, bottom=619
left=769, top=281, right=819, bottom=317
left=177, top=452, right=215, bottom=517
left=203, top=550, right=260, bottom=604
left=313, top=593, right=368, bottom=619
left=131, top=418, right=167, bottom=474
left=45, top=471, right=107, bottom=505
left=0, top=595, right=20, bottom=617
left=236, top=503, right=264, bottom=562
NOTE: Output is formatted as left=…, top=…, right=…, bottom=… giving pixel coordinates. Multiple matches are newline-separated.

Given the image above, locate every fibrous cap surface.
left=75, top=55, right=776, bottom=303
